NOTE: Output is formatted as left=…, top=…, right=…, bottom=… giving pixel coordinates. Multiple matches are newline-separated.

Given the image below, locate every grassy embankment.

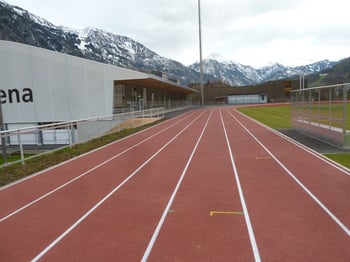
left=0, top=121, right=161, bottom=187
left=237, top=105, right=350, bottom=169
left=1, top=106, right=348, bottom=187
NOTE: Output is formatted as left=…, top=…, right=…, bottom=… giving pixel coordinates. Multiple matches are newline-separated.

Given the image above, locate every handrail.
left=0, top=107, right=164, bottom=135
left=0, top=107, right=165, bottom=166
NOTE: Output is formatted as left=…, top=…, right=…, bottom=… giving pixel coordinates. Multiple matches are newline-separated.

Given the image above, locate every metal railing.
left=0, top=108, right=165, bottom=166
left=291, top=83, right=350, bottom=149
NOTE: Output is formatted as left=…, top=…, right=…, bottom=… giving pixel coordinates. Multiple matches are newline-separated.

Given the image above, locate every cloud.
left=5, top=0, right=350, bottom=67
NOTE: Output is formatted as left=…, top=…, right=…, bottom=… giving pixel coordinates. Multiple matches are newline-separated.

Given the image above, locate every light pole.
left=198, top=0, right=204, bottom=107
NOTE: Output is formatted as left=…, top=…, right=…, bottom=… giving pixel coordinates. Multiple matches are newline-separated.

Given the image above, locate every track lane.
left=0, top=110, right=198, bottom=220
left=224, top=108, right=350, bottom=261
left=0, top=110, right=205, bottom=261
left=1, top=106, right=349, bottom=261
left=31, top=111, right=212, bottom=261
left=146, top=109, right=257, bottom=261
left=231, top=108, right=350, bottom=232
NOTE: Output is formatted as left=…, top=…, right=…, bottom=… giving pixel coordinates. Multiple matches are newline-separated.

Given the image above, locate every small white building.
left=227, top=93, right=267, bottom=105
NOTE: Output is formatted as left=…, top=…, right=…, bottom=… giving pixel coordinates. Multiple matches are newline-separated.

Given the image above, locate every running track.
left=1, top=107, right=349, bottom=261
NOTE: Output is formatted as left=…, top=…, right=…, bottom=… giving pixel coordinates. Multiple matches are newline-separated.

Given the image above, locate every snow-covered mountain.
left=0, top=1, right=339, bottom=86
left=189, top=55, right=337, bottom=86
left=75, top=28, right=197, bottom=83
left=0, top=1, right=198, bottom=84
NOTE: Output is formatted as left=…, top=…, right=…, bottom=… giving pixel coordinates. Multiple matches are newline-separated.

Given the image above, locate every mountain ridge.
left=0, top=1, right=342, bottom=86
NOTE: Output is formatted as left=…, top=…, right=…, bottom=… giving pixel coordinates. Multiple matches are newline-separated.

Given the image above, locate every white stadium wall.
left=227, top=93, right=267, bottom=105
left=0, top=40, right=147, bottom=125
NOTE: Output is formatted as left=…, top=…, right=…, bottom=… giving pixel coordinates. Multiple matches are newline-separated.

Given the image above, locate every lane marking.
left=141, top=111, right=213, bottom=262
left=227, top=109, right=350, bottom=237
left=220, top=110, right=261, bottom=262
left=0, top=110, right=198, bottom=192
left=255, top=156, right=272, bottom=160
left=210, top=211, right=244, bottom=216
left=0, top=111, right=201, bottom=223
left=30, top=111, right=208, bottom=262
left=235, top=109, right=350, bottom=176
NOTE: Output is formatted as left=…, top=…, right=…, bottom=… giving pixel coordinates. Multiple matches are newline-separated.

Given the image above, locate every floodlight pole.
left=198, top=0, right=204, bottom=107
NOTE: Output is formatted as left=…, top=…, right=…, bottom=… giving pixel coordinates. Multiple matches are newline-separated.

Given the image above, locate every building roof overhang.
left=114, top=74, right=199, bottom=94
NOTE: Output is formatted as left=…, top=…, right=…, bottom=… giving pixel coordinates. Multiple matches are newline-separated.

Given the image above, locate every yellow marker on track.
left=210, top=211, right=244, bottom=216
left=255, top=156, right=272, bottom=160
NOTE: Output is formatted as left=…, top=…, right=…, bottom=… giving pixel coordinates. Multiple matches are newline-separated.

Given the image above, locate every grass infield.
left=237, top=105, right=291, bottom=129
left=237, top=104, right=350, bottom=169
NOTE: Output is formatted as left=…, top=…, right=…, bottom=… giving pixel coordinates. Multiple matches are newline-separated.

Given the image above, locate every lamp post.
left=198, top=0, right=204, bottom=107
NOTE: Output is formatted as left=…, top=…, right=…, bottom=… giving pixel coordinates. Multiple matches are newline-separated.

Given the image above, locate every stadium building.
left=0, top=40, right=198, bottom=132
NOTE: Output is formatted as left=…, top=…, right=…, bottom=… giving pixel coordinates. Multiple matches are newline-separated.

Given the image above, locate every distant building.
left=227, top=93, right=267, bottom=104
left=190, top=79, right=301, bottom=105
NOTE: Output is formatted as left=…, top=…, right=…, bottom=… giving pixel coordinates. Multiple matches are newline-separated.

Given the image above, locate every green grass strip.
left=323, top=153, right=350, bottom=169
left=237, top=104, right=350, bottom=169
left=237, top=105, right=291, bottom=129
left=0, top=121, right=161, bottom=187
left=0, top=154, right=35, bottom=165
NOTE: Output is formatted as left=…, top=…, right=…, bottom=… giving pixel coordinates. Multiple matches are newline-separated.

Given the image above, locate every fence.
left=290, top=83, right=350, bottom=149
left=0, top=107, right=165, bottom=166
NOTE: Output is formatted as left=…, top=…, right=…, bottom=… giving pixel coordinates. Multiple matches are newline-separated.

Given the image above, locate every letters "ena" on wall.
left=0, top=88, right=34, bottom=104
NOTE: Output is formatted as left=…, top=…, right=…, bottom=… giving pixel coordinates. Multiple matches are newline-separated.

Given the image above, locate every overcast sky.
left=5, top=0, right=350, bottom=67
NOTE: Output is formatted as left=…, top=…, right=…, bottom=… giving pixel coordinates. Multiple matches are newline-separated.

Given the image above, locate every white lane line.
left=227, top=109, right=350, bottom=237
left=220, top=110, right=261, bottom=262
left=0, top=111, right=200, bottom=223
left=0, top=110, right=197, bottom=192
left=234, top=108, right=350, bottom=176
left=31, top=110, right=207, bottom=262
left=141, top=111, right=213, bottom=262
left=275, top=131, right=350, bottom=175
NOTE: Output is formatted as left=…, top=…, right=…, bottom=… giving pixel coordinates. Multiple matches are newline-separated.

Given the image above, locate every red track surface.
left=0, top=107, right=349, bottom=261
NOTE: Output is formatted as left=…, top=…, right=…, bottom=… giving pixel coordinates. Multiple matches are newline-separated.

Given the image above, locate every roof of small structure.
left=114, top=73, right=199, bottom=94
